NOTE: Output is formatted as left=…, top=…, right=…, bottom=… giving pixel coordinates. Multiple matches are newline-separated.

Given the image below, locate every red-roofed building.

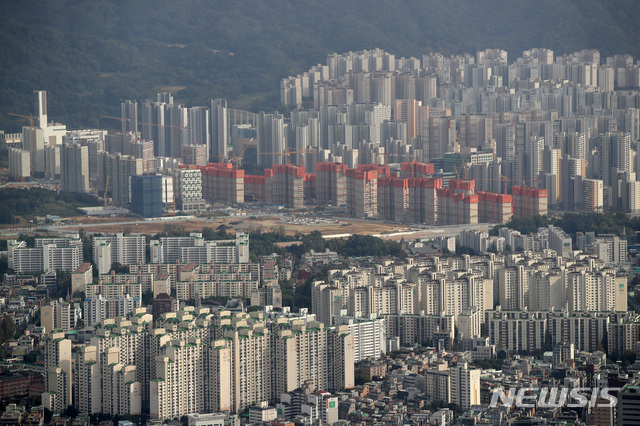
left=477, top=191, right=513, bottom=223
left=316, top=162, right=348, bottom=206
left=407, top=177, right=442, bottom=224
left=265, top=164, right=305, bottom=208
left=346, top=168, right=378, bottom=218
left=244, top=175, right=265, bottom=200
left=512, top=186, right=548, bottom=218
left=378, top=177, right=408, bottom=221
left=436, top=188, right=478, bottom=225
left=448, top=178, right=475, bottom=195
left=198, top=162, right=244, bottom=203
left=400, top=162, right=435, bottom=178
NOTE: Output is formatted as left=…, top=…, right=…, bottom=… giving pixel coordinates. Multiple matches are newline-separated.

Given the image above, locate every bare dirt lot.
left=58, top=215, right=404, bottom=238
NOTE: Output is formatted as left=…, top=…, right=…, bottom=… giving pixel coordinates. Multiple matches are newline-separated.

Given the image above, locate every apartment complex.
left=48, top=308, right=354, bottom=419
left=8, top=237, right=82, bottom=273
left=150, top=232, right=249, bottom=264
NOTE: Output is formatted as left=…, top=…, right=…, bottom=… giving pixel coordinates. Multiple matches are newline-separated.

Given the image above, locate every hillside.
left=1, top=0, right=639, bottom=131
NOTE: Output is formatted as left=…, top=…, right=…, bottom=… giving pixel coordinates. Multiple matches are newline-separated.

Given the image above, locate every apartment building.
left=316, top=162, right=347, bottom=206
left=265, top=164, right=305, bottom=208
left=512, top=186, right=548, bottom=218
left=332, top=314, right=386, bottom=362
left=151, top=232, right=249, bottom=264
left=84, top=294, right=142, bottom=326
left=9, top=237, right=82, bottom=273
left=436, top=188, right=478, bottom=225
left=93, top=233, right=147, bottom=275
left=406, top=177, right=441, bottom=225
left=450, top=363, right=481, bottom=410
left=174, top=166, right=206, bottom=213
left=41, top=298, right=80, bottom=333
left=42, top=332, right=73, bottom=414
left=346, top=168, right=378, bottom=218
left=8, top=147, right=30, bottom=182
left=199, top=162, right=244, bottom=204
left=476, top=191, right=512, bottom=223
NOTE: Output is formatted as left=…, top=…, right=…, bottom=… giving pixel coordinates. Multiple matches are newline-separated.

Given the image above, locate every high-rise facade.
left=60, top=143, right=89, bottom=193
left=210, top=99, right=229, bottom=162
left=346, top=168, right=378, bottom=218
left=42, top=331, right=73, bottom=414
left=512, top=186, right=548, bottom=217
left=199, top=163, right=245, bottom=204
left=257, top=112, right=285, bottom=169
left=8, top=147, right=30, bottom=182
left=450, top=363, right=481, bottom=410
left=316, top=162, right=347, bottom=206
left=98, top=152, right=144, bottom=208
left=265, top=164, right=305, bottom=208
left=121, top=100, right=139, bottom=133
left=130, top=174, right=164, bottom=218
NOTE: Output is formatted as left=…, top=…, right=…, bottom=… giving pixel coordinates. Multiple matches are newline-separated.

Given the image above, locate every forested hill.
left=1, top=0, right=639, bottom=131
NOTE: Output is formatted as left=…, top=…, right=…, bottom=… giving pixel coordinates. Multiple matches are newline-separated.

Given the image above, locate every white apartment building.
left=332, top=313, right=386, bottom=362
left=450, top=363, right=481, bottom=410
left=9, top=237, right=82, bottom=273
left=42, top=332, right=73, bottom=414
left=175, top=168, right=206, bottom=213
left=8, top=147, right=30, bottom=181
left=93, top=233, right=147, bottom=274
left=41, top=298, right=81, bottom=333
left=84, top=294, right=141, bottom=326
left=487, top=309, right=547, bottom=353
left=152, top=232, right=249, bottom=264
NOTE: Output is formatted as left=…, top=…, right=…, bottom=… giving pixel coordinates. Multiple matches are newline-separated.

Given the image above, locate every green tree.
left=142, top=291, right=154, bottom=306
left=57, top=270, right=72, bottom=299
left=110, top=262, right=130, bottom=274
left=544, top=330, right=553, bottom=352
left=601, top=329, right=609, bottom=353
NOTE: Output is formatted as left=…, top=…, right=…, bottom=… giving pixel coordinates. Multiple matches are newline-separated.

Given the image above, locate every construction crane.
left=103, top=116, right=130, bottom=133
left=6, top=112, right=37, bottom=131
left=287, top=148, right=314, bottom=166
left=229, top=142, right=253, bottom=168
left=499, top=174, right=540, bottom=192
left=139, top=121, right=187, bottom=131
left=453, top=146, right=471, bottom=180
left=260, top=148, right=313, bottom=166
left=405, top=152, right=421, bottom=178
left=374, top=151, right=389, bottom=166
left=103, top=175, right=110, bottom=210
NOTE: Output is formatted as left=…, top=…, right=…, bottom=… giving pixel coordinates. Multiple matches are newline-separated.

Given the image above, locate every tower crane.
left=102, top=116, right=130, bottom=133
left=6, top=112, right=37, bottom=130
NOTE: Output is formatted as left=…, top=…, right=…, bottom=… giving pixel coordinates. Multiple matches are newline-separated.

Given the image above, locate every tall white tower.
left=35, top=90, right=47, bottom=128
